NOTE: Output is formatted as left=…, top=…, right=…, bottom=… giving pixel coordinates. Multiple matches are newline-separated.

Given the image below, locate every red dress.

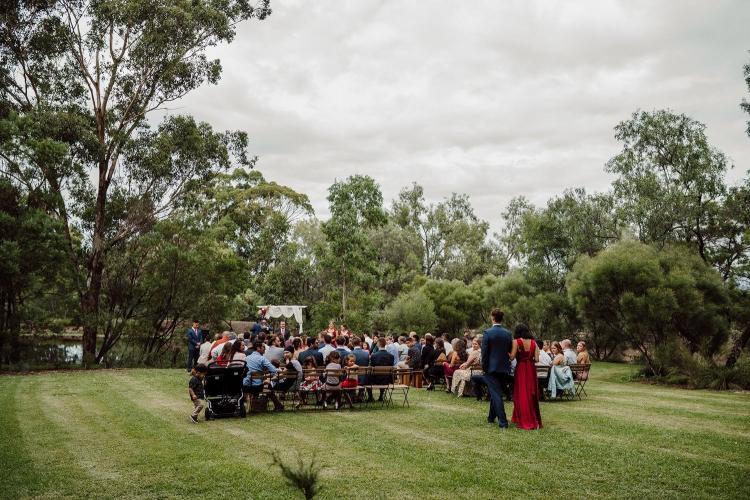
left=511, top=339, right=543, bottom=430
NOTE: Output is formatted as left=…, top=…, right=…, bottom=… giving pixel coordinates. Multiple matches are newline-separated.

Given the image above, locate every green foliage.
left=270, top=450, right=323, bottom=500
left=393, top=183, right=504, bottom=282
left=420, top=279, right=482, bottom=334
left=384, top=290, right=438, bottom=334
left=0, top=178, right=72, bottom=363
left=568, top=241, right=731, bottom=375
left=472, top=272, right=578, bottom=341
left=742, top=54, right=750, bottom=137
left=321, top=175, right=386, bottom=319
left=0, top=0, right=271, bottom=365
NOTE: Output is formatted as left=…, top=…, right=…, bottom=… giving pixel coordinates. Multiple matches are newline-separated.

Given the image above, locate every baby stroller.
left=204, top=362, right=247, bottom=420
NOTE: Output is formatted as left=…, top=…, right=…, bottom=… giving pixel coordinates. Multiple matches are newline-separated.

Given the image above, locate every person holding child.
left=188, top=364, right=207, bottom=423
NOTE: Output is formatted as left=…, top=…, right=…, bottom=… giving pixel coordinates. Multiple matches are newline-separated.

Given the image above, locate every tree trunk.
left=341, top=271, right=347, bottom=321
left=725, top=322, right=750, bottom=368
left=81, top=174, right=109, bottom=368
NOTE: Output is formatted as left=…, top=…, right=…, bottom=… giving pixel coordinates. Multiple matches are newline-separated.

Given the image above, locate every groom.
left=481, top=308, right=513, bottom=429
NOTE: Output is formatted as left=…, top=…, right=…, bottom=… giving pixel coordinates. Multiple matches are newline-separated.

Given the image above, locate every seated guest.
left=385, top=336, right=400, bottom=367
left=368, top=337, right=394, bottom=402
left=548, top=344, right=575, bottom=399
left=209, top=332, right=231, bottom=361
left=197, top=334, right=213, bottom=365
left=421, top=334, right=435, bottom=389
left=450, top=337, right=482, bottom=397
left=215, top=341, right=234, bottom=366
left=397, top=336, right=409, bottom=366
left=551, top=342, right=565, bottom=366
left=324, top=351, right=343, bottom=410
left=298, top=337, right=324, bottom=366
left=542, top=340, right=552, bottom=357
left=576, top=341, right=591, bottom=364
left=335, top=335, right=351, bottom=361
left=298, top=356, right=323, bottom=407
left=274, top=351, right=303, bottom=393
left=264, top=335, right=286, bottom=364
left=340, top=354, right=359, bottom=408
left=318, top=333, right=335, bottom=360
left=217, top=339, right=246, bottom=366
left=351, top=338, right=370, bottom=380
left=537, top=345, right=552, bottom=366
left=561, top=339, right=578, bottom=366
left=443, top=339, right=468, bottom=392
left=425, top=339, right=447, bottom=390
left=291, top=337, right=304, bottom=360
left=406, top=335, right=421, bottom=370
left=242, top=342, right=284, bottom=411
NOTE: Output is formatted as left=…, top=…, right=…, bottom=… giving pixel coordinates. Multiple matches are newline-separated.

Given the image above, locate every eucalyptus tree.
left=321, top=175, right=387, bottom=320
left=392, top=182, right=503, bottom=282
left=0, top=0, right=270, bottom=365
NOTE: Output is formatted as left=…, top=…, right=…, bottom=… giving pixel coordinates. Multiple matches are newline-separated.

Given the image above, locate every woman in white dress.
left=450, top=338, right=482, bottom=397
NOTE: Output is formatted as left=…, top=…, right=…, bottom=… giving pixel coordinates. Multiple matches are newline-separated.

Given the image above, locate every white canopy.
left=258, top=305, right=307, bottom=333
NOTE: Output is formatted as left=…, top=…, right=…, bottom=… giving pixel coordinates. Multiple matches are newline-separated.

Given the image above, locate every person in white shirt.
left=537, top=345, right=552, bottom=366
left=318, top=333, right=335, bottom=362
left=197, top=337, right=212, bottom=365
left=561, top=339, right=578, bottom=366
left=264, top=335, right=286, bottom=364
left=397, top=336, right=409, bottom=363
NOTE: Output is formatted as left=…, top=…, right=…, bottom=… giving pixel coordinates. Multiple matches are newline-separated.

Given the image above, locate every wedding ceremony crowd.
left=186, top=308, right=592, bottom=430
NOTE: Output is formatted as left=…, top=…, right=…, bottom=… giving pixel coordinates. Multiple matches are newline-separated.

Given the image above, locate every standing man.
left=278, top=321, right=289, bottom=341
left=481, top=308, right=513, bottom=429
left=185, top=319, right=202, bottom=372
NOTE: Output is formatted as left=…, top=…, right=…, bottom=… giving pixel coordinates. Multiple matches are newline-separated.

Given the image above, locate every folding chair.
left=368, top=366, right=394, bottom=407
left=536, top=364, right=551, bottom=401
left=392, top=368, right=412, bottom=407
left=570, top=364, right=590, bottom=400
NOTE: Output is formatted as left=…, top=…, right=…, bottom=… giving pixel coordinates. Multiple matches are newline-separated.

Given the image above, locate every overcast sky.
left=173, top=0, right=750, bottom=232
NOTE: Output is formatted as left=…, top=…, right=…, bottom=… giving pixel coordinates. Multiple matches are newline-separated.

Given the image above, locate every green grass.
left=0, top=362, right=748, bottom=499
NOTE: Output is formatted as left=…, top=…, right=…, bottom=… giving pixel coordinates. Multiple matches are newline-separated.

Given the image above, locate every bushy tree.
left=0, top=0, right=271, bottom=365
left=392, top=183, right=504, bottom=282
left=0, top=178, right=71, bottom=364
left=321, top=175, right=386, bottom=320
left=384, top=289, right=437, bottom=334
left=420, top=279, right=482, bottom=335
left=568, top=241, right=730, bottom=375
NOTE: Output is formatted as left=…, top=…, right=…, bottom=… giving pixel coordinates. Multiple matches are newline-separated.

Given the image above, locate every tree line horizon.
left=1, top=2, right=748, bottom=386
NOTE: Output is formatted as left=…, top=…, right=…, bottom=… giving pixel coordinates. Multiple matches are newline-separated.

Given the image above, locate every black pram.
left=204, top=362, right=247, bottom=419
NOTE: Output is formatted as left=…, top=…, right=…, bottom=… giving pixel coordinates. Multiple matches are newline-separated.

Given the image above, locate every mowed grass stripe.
left=70, top=370, right=301, bottom=499
left=1, top=363, right=749, bottom=499
left=10, top=375, right=114, bottom=499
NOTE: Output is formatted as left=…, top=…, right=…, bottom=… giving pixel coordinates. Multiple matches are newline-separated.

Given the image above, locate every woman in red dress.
left=510, top=323, right=542, bottom=430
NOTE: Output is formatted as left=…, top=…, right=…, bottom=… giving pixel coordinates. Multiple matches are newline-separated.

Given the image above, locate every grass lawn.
left=0, top=362, right=748, bottom=499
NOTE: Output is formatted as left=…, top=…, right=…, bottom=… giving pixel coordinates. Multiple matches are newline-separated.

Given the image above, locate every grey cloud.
left=172, top=0, right=750, bottom=230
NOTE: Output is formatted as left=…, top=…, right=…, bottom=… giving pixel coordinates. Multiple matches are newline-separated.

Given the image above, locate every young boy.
left=188, top=364, right=208, bottom=423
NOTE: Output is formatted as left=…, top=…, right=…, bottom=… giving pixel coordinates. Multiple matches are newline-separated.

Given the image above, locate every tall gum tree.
left=0, top=0, right=271, bottom=365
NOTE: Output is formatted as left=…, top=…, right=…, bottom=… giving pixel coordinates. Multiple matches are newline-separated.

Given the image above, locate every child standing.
left=188, top=364, right=207, bottom=423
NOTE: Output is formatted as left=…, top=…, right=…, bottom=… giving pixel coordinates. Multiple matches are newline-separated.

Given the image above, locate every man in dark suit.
left=185, top=319, right=202, bottom=372
left=297, top=336, right=324, bottom=367
left=481, top=308, right=513, bottom=428
left=368, top=337, right=394, bottom=402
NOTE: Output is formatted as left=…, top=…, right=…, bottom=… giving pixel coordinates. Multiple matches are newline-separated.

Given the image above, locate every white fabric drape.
left=260, top=305, right=305, bottom=332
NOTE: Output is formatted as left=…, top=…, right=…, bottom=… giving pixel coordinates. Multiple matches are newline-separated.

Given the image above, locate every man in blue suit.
left=481, top=308, right=513, bottom=428
left=185, top=319, right=202, bottom=372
